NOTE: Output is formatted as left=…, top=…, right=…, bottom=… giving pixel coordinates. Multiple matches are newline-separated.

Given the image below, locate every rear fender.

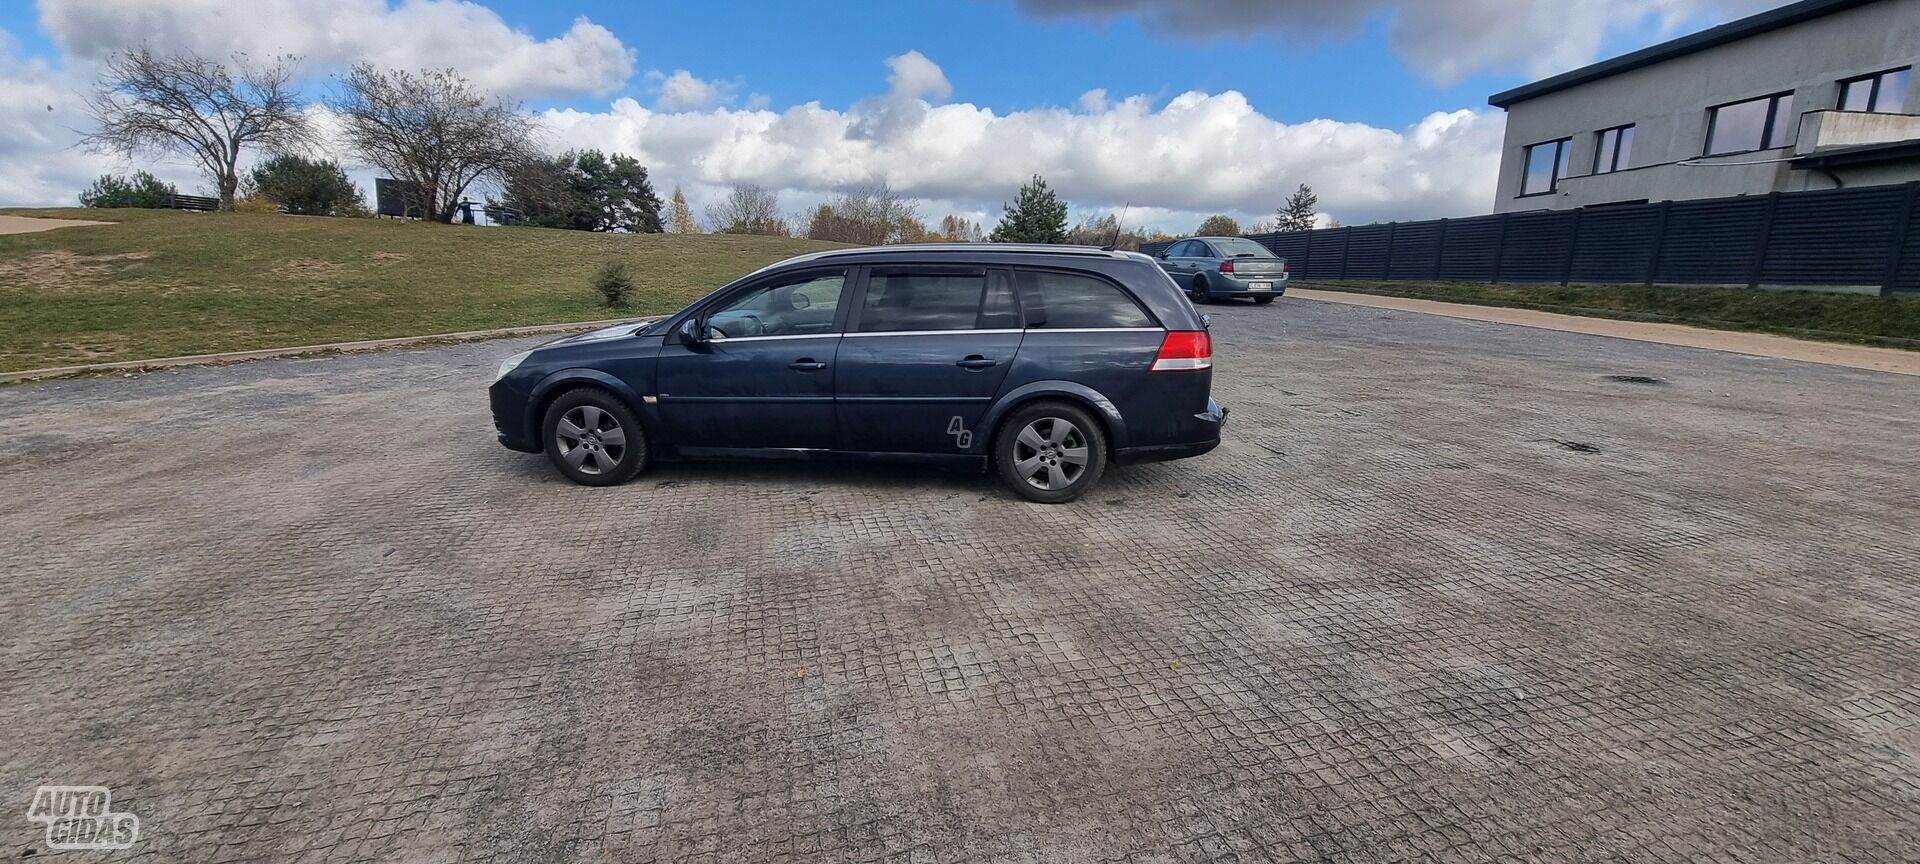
left=979, top=381, right=1130, bottom=455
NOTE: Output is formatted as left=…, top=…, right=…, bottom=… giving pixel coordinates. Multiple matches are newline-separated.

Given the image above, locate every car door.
left=655, top=268, right=851, bottom=452
left=1189, top=240, right=1222, bottom=272
left=835, top=266, right=1021, bottom=455
left=1162, top=240, right=1196, bottom=275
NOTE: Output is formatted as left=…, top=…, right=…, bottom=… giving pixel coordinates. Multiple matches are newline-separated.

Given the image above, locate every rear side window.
left=1019, top=270, right=1156, bottom=329
left=859, top=270, right=1012, bottom=332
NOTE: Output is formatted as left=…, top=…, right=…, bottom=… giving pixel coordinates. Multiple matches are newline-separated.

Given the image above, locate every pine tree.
left=1277, top=184, right=1319, bottom=232
left=667, top=186, right=697, bottom=233
left=988, top=174, right=1069, bottom=244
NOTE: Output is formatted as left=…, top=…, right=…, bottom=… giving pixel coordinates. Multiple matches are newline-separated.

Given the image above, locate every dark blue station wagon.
left=488, top=244, right=1226, bottom=503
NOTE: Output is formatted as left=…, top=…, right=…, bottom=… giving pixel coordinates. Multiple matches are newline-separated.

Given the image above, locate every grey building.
left=1489, top=0, right=1920, bottom=212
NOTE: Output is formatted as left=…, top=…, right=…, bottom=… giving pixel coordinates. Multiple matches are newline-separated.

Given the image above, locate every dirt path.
left=0, top=214, right=111, bottom=234
left=1290, top=287, right=1920, bottom=376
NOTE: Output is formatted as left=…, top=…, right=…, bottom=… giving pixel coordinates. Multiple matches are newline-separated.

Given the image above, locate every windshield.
left=1213, top=239, right=1273, bottom=258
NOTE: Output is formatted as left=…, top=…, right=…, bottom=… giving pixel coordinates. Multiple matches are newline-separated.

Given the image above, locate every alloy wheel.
left=555, top=405, right=628, bottom=475
left=1012, top=417, right=1090, bottom=491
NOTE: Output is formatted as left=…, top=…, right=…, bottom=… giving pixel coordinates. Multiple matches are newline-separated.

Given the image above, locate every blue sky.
left=0, top=0, right=1779, bottom=227
left=0, top=1, right=1719, bottom=126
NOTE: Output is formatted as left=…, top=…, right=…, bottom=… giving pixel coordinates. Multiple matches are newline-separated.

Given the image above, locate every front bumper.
left=489, top=379, right=542, bottom=453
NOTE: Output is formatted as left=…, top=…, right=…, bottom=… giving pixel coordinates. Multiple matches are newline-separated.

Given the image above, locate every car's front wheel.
left=543, top=388, right=647, bottom=486
left=995, top=401, right=1107, bottom=504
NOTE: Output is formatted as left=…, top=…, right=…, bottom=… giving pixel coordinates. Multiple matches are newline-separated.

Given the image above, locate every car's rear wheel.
left=543, top=388, right=647, bottom=486
left=995, top=401, right=1107, bottom=504
left=1253, top=295, right=1276, bottom=304
left=1189, top=276, right=1211, bottom=304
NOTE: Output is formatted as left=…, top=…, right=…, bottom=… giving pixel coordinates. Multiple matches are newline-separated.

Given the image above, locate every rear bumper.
left=1115, top=400, right=1226, bottom=465
left=1208, top=273, right=1289, bottom=297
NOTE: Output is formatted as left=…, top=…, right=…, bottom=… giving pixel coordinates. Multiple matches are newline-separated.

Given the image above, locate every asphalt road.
left=2, top=297, right=1916, bottom=862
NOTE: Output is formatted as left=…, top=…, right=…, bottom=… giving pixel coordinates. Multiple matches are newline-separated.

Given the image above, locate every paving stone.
left=0, top=299, right=1915, bottom=863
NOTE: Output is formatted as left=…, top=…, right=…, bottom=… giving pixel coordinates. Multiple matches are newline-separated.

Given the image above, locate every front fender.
left=526, top=368, right=657, bottom=444
left=978, top=380, right=1130, bottom=454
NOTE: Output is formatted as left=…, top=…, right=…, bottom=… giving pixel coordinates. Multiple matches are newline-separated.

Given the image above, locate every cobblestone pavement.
left=2, top=298, right=1916, bottom=863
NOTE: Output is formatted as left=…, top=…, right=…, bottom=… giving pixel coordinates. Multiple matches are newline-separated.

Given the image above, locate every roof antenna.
left=1101, top=202, right=1130, bottom=251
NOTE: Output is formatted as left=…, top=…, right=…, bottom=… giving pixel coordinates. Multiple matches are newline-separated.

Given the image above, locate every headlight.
left=494, top=350, right=531, bottom=383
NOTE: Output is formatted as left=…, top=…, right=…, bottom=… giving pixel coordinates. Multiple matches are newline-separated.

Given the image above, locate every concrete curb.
left=0, top=318, right=641, bottom=385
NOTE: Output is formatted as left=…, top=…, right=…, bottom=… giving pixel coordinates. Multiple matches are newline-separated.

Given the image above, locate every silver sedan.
left=1154, top=237, right=1290, bottom=304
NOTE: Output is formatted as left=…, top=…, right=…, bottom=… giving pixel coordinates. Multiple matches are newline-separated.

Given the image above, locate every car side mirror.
left=1153, top=250, right=1168, bottom=259
left=679, top=318, right=706, bottom=344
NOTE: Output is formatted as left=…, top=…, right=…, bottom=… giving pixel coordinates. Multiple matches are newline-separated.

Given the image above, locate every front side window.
left=1168, top=240, right=1197, bottom=257
left=1593, top=125, right=1635, bottom=174
left=1521, top=138, right=1572, bottom=196
left=1706, top=92, right=1796, bottom=155
left=1020, top=270, right=1155, bottom=329
left=704, top=272, right=845, bottom=339
left=1839, top=67, right=1910, bottom=114
left=858, top=270, right=999, bottom=332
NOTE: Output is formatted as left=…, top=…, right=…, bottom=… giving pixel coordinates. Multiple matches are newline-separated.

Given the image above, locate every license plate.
left=1248, top=282, right=1272, bottom=291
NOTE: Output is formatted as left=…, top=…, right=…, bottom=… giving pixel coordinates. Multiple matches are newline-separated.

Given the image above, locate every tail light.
left=1281, top=260, right=1290, bottom=274
left=1218, top=259, right=1235, bottom=273
left=1152, top=330, right=1213, bottom=372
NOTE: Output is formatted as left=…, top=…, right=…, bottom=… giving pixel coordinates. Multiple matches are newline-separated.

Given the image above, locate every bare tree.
left=331, top=65, right=540, bottom=223
left=82, top=47, right=311, bottom=211
left=934, top=214, right=982, bottom=242
left=804, top=184, right=921, bottom=245
left=705, top=183, right=789, bottom=236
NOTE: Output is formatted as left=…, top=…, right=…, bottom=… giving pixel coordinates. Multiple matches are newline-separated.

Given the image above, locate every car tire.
left=542, top=388, right=647, bottom=487
left=994, top=400, right=1108, bottom=504
left=1253, top=295, right=1276, bottom=304
left=1190, top=276, right=1211, bottom=304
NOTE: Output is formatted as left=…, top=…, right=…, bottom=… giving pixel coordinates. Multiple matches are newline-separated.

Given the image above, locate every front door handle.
left=789, top=359, right=827, bottom=372
left=956, top=356, right=999, bottom=370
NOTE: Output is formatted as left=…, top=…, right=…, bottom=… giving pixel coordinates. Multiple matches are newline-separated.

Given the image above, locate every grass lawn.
left=1295, top=279, right=1920, bottom=350
left=0, top=208, right=841, bottom=373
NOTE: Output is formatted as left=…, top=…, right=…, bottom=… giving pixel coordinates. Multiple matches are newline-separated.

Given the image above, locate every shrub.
left=250, top=154, right=365, bottom=216
left=233, top=197, right=281, bottom=214
left=592, top=262, right=634, bottom=308
left=78, top=171, right=176, bottom=208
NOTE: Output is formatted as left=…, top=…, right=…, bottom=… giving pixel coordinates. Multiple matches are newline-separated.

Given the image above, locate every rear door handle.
left=956, top=356, right=999, bottom=370
left=789, top=359, right=827, bottom=371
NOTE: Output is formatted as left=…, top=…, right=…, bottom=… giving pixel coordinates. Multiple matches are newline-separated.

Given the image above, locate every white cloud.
left=540, top=75, right=1504, bottom=231
left=885, top=50, right=952, bottom=101
left=648, top=69, right=740, bottom=111
left=36, top=0, right=634, bottom=98
left=0, top=29, right=208, bottom=206
left=0, top=14, right=1503, bottom=228
left=1013, top=0, right=1783, bottom=84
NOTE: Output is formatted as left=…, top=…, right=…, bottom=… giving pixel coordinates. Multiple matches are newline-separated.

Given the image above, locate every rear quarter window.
left=1019, top=270, right=1157, bottom=329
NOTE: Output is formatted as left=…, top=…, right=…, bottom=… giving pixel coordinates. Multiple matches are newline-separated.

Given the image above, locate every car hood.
left=540, top=319, right=658, bottom=348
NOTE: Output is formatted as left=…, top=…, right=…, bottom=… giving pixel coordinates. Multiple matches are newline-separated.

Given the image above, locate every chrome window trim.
left=1026, top=327, right=1167, bottom=334
left=844, top=329, right=1025, bottom=338
left=705, top=333, right=842, bottom=343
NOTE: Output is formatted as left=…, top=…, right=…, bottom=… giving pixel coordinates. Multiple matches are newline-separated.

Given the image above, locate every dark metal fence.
left=1141, top=181, right=1920, bottom=295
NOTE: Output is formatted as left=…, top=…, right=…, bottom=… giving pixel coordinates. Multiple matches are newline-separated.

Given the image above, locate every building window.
left=1839, top=67, right=1910, bottom=114
left=1705, top=92, right=1796, bottom=155
left=1593, top=125, right=1635, bottom=174
left=1520, top=138, right=1571, bottom=196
